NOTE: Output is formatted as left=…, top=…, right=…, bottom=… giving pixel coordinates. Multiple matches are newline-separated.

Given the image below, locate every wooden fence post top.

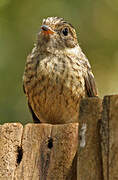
left=0, top=122, right=78, bottom=180
left=0, top=123, right=23, bottom=179
left=101, top=94, right=118, bottom=180
left=1, top=95, right=118, bottom=180
left=77, top=96, right=103, bottom=180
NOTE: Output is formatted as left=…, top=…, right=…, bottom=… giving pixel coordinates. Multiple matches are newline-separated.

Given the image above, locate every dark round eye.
left=62, top=28, right=68, bottom=36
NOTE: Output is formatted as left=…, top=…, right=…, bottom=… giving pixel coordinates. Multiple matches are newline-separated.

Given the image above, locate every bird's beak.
left=41, top=25, right=54, bottom=35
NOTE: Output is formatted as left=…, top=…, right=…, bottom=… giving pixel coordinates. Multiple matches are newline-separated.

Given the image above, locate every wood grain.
left=77, top=97, right=103, bottom=180
left=0, top=123, right=23, bottom=180
left=1, top=96, right=118, bottom=179
left=101, top=95, right=118, bottom=180
left=14, top=123, right=78, bottom=180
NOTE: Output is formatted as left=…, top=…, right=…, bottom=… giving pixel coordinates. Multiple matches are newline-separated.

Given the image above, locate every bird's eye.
left=62, top=28, right=69, bottom=36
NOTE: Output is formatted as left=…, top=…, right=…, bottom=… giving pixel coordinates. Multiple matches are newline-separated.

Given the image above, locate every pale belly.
left=27, top=76, right=85, bottom=124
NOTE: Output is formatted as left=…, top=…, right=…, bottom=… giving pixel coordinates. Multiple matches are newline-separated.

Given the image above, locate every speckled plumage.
left=23, top=17, right=98, bottom=124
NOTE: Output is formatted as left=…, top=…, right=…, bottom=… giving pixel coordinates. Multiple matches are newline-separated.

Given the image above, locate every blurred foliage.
left=0, top=0, right=118, bottom=124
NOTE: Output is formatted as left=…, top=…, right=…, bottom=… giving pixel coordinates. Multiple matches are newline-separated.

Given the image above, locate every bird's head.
left=37, top=17, right=78, bottom=52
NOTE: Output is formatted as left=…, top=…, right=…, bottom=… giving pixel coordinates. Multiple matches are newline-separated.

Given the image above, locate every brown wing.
left=28, top=101, right=41, bottom=123
left=84, top=70, right=98, bottom=97
left=23, top=84, right=41, bottom=123
left=23, top=83, right=26, bottom=94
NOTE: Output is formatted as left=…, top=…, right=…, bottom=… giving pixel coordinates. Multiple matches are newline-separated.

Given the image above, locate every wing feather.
left=84, top=71, right=98, bottom=97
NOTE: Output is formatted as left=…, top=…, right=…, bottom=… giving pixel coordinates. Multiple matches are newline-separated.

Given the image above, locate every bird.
left=23, top=17, right=98, bottom=124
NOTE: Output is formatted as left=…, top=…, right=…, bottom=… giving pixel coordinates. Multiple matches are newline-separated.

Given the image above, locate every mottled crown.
left=42, top=17, right=74, bottom=28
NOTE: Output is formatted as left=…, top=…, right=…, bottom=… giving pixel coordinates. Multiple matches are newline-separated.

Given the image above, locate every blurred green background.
left=0, top=0, right=118, bottom=124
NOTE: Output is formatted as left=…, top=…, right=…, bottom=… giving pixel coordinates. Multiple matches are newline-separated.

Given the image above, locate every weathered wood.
left=14, top=123, right=78, bottom=180
left=0, top=123, right=23, bottom=180
left=1, top=95, right=118, bottom=179
left=77, top=97, right=103, bottom=180
left=100, top=95, right=118, bottom=180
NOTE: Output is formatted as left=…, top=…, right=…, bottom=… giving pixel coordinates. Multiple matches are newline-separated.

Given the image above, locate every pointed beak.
left=41, top=25, right=54, bottom=35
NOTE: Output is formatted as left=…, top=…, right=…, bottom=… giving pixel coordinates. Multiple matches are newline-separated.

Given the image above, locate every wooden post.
left=0, top=123, right=78, bottom=180
left=1, top=95, right=118, bottom=179
left=77, top=97, right=103, bottom=180
left=100, top=95, right=118, bottom=180
left=0, top=123, right=23, bottom=179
